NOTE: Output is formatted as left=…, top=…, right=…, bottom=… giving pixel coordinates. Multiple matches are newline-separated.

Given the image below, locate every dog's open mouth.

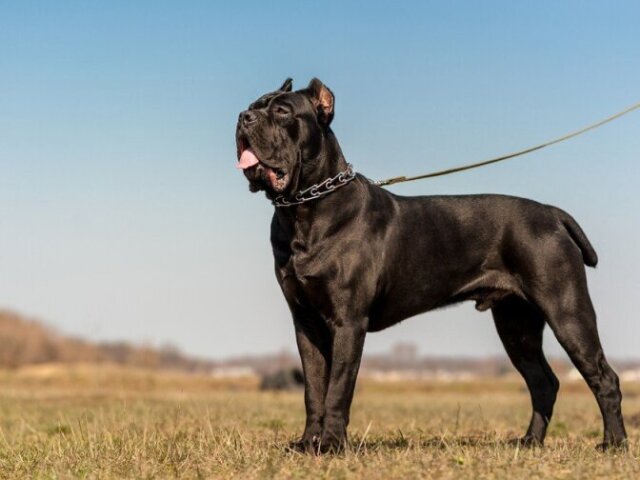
left=236, top=139, right=288, bottom=192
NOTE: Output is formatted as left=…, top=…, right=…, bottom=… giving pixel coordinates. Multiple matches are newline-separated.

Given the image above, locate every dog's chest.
left=278, top=240, right=320, bottom=290
left=274, top=215, right=321, bottom=276
left=274, top=230, right=336, bottom=315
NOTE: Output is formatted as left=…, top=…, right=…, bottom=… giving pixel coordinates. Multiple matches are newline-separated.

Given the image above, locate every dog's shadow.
left=281, top=435, right=512, bottom=456
left=374, top=436, right=503, bottom=449
left=348, top=435, right=533, bottom=452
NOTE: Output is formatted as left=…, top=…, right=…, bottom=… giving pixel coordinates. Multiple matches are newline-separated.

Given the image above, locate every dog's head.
left=236, top=78, right=335, bottom=197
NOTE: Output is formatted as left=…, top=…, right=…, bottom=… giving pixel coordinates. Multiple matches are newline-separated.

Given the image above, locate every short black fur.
left=235, top=78, right=627, bottom=453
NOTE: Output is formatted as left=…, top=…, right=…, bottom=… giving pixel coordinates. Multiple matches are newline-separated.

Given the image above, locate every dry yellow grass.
left=0, top=365, right=638, bottom=479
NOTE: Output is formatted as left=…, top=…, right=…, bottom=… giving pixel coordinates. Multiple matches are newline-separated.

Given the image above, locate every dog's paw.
left=318, top=423, right=348, bottom=454
left=507, top=436, right=543, bottom=448
left=318, top=435, right=346, bottom=454
left=287, top=435, right=320, bottom=454
left=596, top=438, right=628, bottom=452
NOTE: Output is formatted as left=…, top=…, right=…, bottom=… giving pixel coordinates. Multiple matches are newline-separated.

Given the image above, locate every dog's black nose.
left=240, top=110, right=258, bottom=127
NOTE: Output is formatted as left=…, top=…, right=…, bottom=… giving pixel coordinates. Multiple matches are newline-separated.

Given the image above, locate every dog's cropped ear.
left=306, top=78, right=334, bottom=125
left=279, top=78, right=293, bottom=92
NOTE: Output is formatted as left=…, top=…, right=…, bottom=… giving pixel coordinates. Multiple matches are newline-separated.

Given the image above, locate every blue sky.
left=1, top=1, right=639, bottom=359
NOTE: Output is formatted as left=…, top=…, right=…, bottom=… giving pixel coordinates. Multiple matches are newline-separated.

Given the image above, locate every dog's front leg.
left=292, top=316, right=331, bottom=453
left=320, top=321, right=366, bottom=453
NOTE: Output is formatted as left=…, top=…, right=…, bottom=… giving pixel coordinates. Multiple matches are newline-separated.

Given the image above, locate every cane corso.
left=235, top=78, right=627, bottom=453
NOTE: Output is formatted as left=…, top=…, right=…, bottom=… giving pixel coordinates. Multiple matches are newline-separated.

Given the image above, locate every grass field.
left=0, top=365, right=638, bottom=479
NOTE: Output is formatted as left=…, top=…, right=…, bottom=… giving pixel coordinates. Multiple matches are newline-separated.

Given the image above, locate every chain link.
left=272, top=164, right=356, bottom=208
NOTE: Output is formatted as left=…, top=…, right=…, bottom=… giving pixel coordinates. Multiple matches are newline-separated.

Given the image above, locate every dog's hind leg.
left=537, top=296, right=627, bottom=449
left=529, top=250, right=627, bottom=449
left=492, top=296, right=559, bottom=446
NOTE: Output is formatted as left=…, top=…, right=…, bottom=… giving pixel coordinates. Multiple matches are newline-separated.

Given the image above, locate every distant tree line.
left=0, top=310, right=213, bottom=371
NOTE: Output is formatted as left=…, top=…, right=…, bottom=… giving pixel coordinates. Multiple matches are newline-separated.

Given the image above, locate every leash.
left=374, top=101, right=640, bottom=187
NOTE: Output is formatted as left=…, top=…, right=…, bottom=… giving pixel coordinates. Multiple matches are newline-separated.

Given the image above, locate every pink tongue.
left=237, top=149, right=260, bottom=170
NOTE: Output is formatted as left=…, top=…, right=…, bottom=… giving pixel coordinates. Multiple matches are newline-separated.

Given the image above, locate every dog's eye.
left=273, top=105, right=291, bottom=117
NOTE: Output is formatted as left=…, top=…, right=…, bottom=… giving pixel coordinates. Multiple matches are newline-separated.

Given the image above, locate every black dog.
left=235, top=78, right=627, bottom=453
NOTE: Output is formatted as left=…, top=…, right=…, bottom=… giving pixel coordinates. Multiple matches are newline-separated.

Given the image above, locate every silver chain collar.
left=272, top=164, right=356, bottom=208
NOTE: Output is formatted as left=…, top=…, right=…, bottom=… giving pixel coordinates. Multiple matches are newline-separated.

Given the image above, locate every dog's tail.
left=554, top=208, right=598, bottom=267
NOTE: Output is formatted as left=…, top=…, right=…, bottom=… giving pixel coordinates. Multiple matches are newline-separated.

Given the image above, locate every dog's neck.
left=296, top=129, right=349, bottom=191
left=274, top=130, right=357, bottom=222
